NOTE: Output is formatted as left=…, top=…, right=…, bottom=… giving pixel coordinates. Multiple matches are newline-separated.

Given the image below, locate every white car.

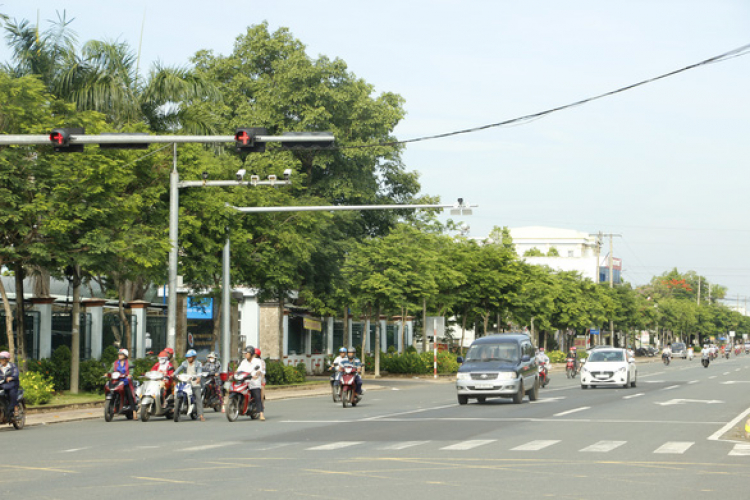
left=581, top=348, right=636, bottom=389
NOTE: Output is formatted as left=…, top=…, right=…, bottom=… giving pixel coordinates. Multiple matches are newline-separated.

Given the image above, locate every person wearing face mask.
left=151, top=350, right=175, bottom=409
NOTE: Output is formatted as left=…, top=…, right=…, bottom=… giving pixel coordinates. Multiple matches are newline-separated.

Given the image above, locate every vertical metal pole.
left=609, top=234, right=614, bottom=345
left=433, top=325, right=438, bottom=379
left=167, top=144, right=178, bottom=351
left=222, top=234, right=231, bottom=372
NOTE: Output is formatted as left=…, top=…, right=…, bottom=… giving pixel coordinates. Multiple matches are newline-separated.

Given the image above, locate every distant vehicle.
left=456, top=333, right=539, bottom=405
left=581, top=348, right=637, bottom=389
left=671, top=342, right=686, bottom=359
left=635, top=346, right=657, bottom=357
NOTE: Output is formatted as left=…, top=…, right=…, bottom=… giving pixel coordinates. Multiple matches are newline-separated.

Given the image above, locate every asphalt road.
left=4, top=355, right=750, bottom=499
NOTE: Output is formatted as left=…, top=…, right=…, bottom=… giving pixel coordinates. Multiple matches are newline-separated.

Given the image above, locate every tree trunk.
left=361, top=306, right=369, bottom=376
left=13, top=264, right=25, bottom=360
left=0, top=272, right=15, bottom=362
left=400, top=306, right=406, bottom=354
left=460, top=315, right=467, bottom=356
left=277, top=293, right=284, bottom=362
left=343, top=305, right=348, bottom=352
left=212, top=292, right=221, bottom=353
left=117, top=280, right=131, bottom=351
left=421, top=298, right=427, bottom=353
left=70, top=269, right=81, bottom=394
left=374, top=306, right=381, bottom=377
left=483, top=314, right=489, bottom=337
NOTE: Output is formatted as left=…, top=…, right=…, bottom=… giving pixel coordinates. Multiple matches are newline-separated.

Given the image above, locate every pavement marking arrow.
left=655, top=399, right=724, bottom=406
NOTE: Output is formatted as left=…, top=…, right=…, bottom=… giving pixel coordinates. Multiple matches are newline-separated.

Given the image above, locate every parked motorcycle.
left=565, top=357, right=577, bottom=378
left=104, top=372, right=138, bottom=421
left=0, top=386, right=25, bottom=430
left=538, top=362, right=549, bottom=388
left=225, top=372, right=261, bottom=422
left=138, top=371, right=174, bottom=421
left=173, top=373, right=199, bottom=422
left=202, top=373, right=223, bottom=412
left=340, top=364, right=362, bottom=408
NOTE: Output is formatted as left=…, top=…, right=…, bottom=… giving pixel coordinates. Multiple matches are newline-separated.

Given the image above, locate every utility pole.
left=697, top=276, right=701, bottom=305
left=598, top=233, right=622, bottom=346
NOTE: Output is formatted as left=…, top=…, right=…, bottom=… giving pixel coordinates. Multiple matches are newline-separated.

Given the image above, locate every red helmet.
left=158, top=350, right=168, bottom=358
left=255, top=348, right=261, bottom=356
left=165, top=348, right=174, bottom=355
left=539, top=347, right=545, bottom=352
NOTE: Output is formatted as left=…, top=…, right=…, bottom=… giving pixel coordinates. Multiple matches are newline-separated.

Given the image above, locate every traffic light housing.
left=49, top=127, right=84, bottom=153
left=234, top=127, right=267, bottom=153
left=280, top=131, right=334, bottom=150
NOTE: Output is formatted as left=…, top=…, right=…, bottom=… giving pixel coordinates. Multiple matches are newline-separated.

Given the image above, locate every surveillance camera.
left=236, top=169, right=247, bottom=181
left=283, top=169, right=292, bottom=181
left=249, top=174, right=259, bottom=186
left=201, top=171, right=209, bottom=180
left=268, top=174, right=277, bottom=183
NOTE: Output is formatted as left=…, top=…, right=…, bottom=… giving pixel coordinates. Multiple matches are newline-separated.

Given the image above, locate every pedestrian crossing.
left=295, top=439, right=749, bottom=458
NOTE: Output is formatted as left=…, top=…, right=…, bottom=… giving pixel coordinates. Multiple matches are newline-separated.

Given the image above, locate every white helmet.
left=118, top=348, right=129, bottom=358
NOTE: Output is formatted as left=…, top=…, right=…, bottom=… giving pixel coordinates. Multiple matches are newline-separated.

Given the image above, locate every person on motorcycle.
left=341, top=347, right=363, bottom=396
left=331, top=347, right=348, bottom=388
left=255, top=348, right=266, bottom=402
left=568, top=346, right=579, bottom=372
left=0, top=351, right=20, bottom=419
left=151, top=350, right=175, bottom=408
left=174, top=349, right=205, bottom=422
left=536, top=347, right=550, bottom=365
left=662, top=343, right=672, bottom=362
left=112, top=349, right=137, bottom=418
left=237, top=346, right=265, bottom=421
left=203, top=352, right=223, bottom=407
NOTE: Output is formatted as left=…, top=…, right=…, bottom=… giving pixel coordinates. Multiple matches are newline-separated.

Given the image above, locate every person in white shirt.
left=237, top=346, right=265, bottom=421
left=535, top=347, right=550, bottom=365
left=331, top=347, right=348, bottom=387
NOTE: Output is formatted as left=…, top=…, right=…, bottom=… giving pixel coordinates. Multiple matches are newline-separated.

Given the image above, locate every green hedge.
left=264, top=359, right=306, bottom=385
left=360, top=351, right=460, bottom=375
left=19, top=371, right=54, bottom=405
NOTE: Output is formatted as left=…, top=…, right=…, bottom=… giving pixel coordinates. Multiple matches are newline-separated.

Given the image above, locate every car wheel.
left=581, top=384, right=588, bottom=390
left=622, top=374, right=630, bottom=389
left=476, top=397, right=486, bottom=404
left=630, top=375, right=637, bottom=388
left=527, top=377, right=539, bottom=401
left=457, top=395, right=468, bottom=405
left=512, top=380, right=525, bottom=404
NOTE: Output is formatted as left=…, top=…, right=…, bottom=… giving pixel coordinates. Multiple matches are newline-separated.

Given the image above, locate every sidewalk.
left=23, top=383, right=385, bottom=427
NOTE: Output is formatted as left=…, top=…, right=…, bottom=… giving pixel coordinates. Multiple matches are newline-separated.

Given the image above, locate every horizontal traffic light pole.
left=178, top=180, right=292, bottom=188
left=0, top=132, right=334, bottom=146
left=226, top=201, right=477, bottom=213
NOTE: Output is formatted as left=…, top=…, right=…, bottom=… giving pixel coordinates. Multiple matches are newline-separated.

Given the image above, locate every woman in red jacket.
left=151, top=351, right=175, bottom=408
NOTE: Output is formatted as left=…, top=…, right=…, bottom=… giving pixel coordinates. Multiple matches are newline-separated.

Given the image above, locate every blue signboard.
left=590, top=329, right=600, bottom=336
left=187, top=297, right=213, bottom=320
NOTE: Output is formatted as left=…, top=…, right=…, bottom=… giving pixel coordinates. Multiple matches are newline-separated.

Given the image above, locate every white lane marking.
left=708, top=404, right=750, bottom=441
left=255, top=443, right=296, bottom=451
left=441, top=440, right=496, bottom=451
left=379, top=441, right=430, bottom=451
left=643, top=381, right=665, bottom=384
left=512, top=440, right=560, bottom=451
left=642, top=371, right=664, bottom=377
left=554, top=406, right=590, bottom=417
left=736, top=368, right=742, bottom=372
left=530, top=397, right=566, bottom=404
left=306, top=441, right=364, bottom=451
left=721, top=381, right=750, bottom=385
left=580, top=440, right=626, bottom=453
left=723, top=372, right=731, bottom=375
left=687, top=380, right=699, bottom=385
left=62, top=447, right=91, bottom=453
left=729, top=444, right=750, bottom=456
left=654, top=441, right=694, bottom=454
left=623, top=393, right=644, bottom=400
left=135, top=445, right=160, bottom=449
left=179, top=442, right=240, bottom=452
left=362, top=403, right=457, bottom=421
left=655, top=399, right=723, bottom=406
left=369, top=417, right=725, bottom=425
left=709, top=376, right=717, bottom=379
left=663, top=385, right=680, bottom=390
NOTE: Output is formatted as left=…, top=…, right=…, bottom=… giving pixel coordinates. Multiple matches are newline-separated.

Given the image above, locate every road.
left=4, top=355, right=750, bottom=499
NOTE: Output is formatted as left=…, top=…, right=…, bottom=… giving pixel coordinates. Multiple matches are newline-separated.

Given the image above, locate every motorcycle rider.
left=341, top=347, right=363, bottom=396
left=174, top=349, right=205, bottom=422
left=662, top=343, right=672, bottom=363
left=151, top=350, right=175, bottom=408
left=331, top=347, right=348, bottom=388
left=237, top=346, right=265, bottom=421
left=0, top=351, right=20, bottom=419
left=203, top=352, right=223, bottom=407
left=112, top=349, right=137, bottom=418
left=536, top=347, right=550, bottom=365
left=568, top=346, right=579, bottom=372
left=255, top=348, right=266, bottom=402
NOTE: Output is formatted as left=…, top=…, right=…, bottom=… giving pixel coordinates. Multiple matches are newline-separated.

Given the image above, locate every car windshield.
left=672, top=343, right=685, bottom=350
left=588, top=351, right=624, bottom=362
left=465, top=343, right=520, bottom=362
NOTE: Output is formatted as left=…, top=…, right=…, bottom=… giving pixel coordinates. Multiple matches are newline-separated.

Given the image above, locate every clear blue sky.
left=2, top=1, right=750, bottom=301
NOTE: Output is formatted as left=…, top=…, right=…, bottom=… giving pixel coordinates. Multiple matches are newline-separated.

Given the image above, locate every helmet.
left=245, top=346, right=255, bottom=354
left=255, top=348, right=261, bottom=356
left=0, top=351, right=10, bottom=359
left=118, top=348, right=129, bottom=358
left=339, top=347, right=347, bottom=353
left=185, top=349, right=197, bottom=358
left=539, top=347, right=545, bottom=352
left=347, top=347, right=356, bottom=353
left=165, top=348, right=174, bottom=356
left=158, top=350, right=168, bottom=358
left=207, top=351, right=218, bottom=359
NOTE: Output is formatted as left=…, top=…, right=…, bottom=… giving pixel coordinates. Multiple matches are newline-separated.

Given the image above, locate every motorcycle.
left=565, top=357, right=577, bottom=378
left=662, top=354, right=671, bottom=366
left=202, top=373, right=223, bottom=412
left=538, top=361, right=549, bottom=388
left=735, top=346, right=741, bottom=357
left=340, top=364, right=362, bottom=408
left=225, top=372, right=261, bottom=422
left=138, top=371, right=174, bottom=421
left=173, top=373, right=200, bottom=422
left=725, top=350, right=731, bottom=360
left=701, top=352, right=710, bottom=368
left=0, top=386, right=25, bottom=430
left=104, top=371, right=138, bottom=421
left=328, top=363, right=343, bottom=403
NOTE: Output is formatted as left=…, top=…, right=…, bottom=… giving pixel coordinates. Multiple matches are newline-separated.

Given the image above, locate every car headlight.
left=617, top=367, right=626, bottom=372
left=457, top=372, right=471, bottom=380
left=582, top=366, right=589, bottom=373
left=497, top=372, right=517, bottom=380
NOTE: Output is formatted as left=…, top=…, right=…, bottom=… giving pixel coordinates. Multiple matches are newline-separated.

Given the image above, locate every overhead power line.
left=344, top=42, right=750, bottom=150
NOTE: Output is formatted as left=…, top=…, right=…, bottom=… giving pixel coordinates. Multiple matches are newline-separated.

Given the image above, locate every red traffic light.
left=50, top=131, right=66, bottom=145
left=234, top=127, right=267, bottom=153
left=49, top=127, right=84, bottom=152
left=235, top=130, right=251, bottom=145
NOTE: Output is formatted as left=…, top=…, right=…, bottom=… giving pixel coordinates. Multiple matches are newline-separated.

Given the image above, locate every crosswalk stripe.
left=654, top=442, right=694, bottom=454
left=380, top=441, right=430, bottom=450
left=306, top=441, right=364, bottom=451
left=729, top=444, right=750, bottom=456
left=440, top=440, right=496, bottom=451
left=511, top=440, right=560, bottom=451
left=580, top=440, right=626, bottom=452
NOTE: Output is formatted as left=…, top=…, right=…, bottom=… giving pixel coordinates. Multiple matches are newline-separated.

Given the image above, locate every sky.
left=2, top=1, right=750, bottom=301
